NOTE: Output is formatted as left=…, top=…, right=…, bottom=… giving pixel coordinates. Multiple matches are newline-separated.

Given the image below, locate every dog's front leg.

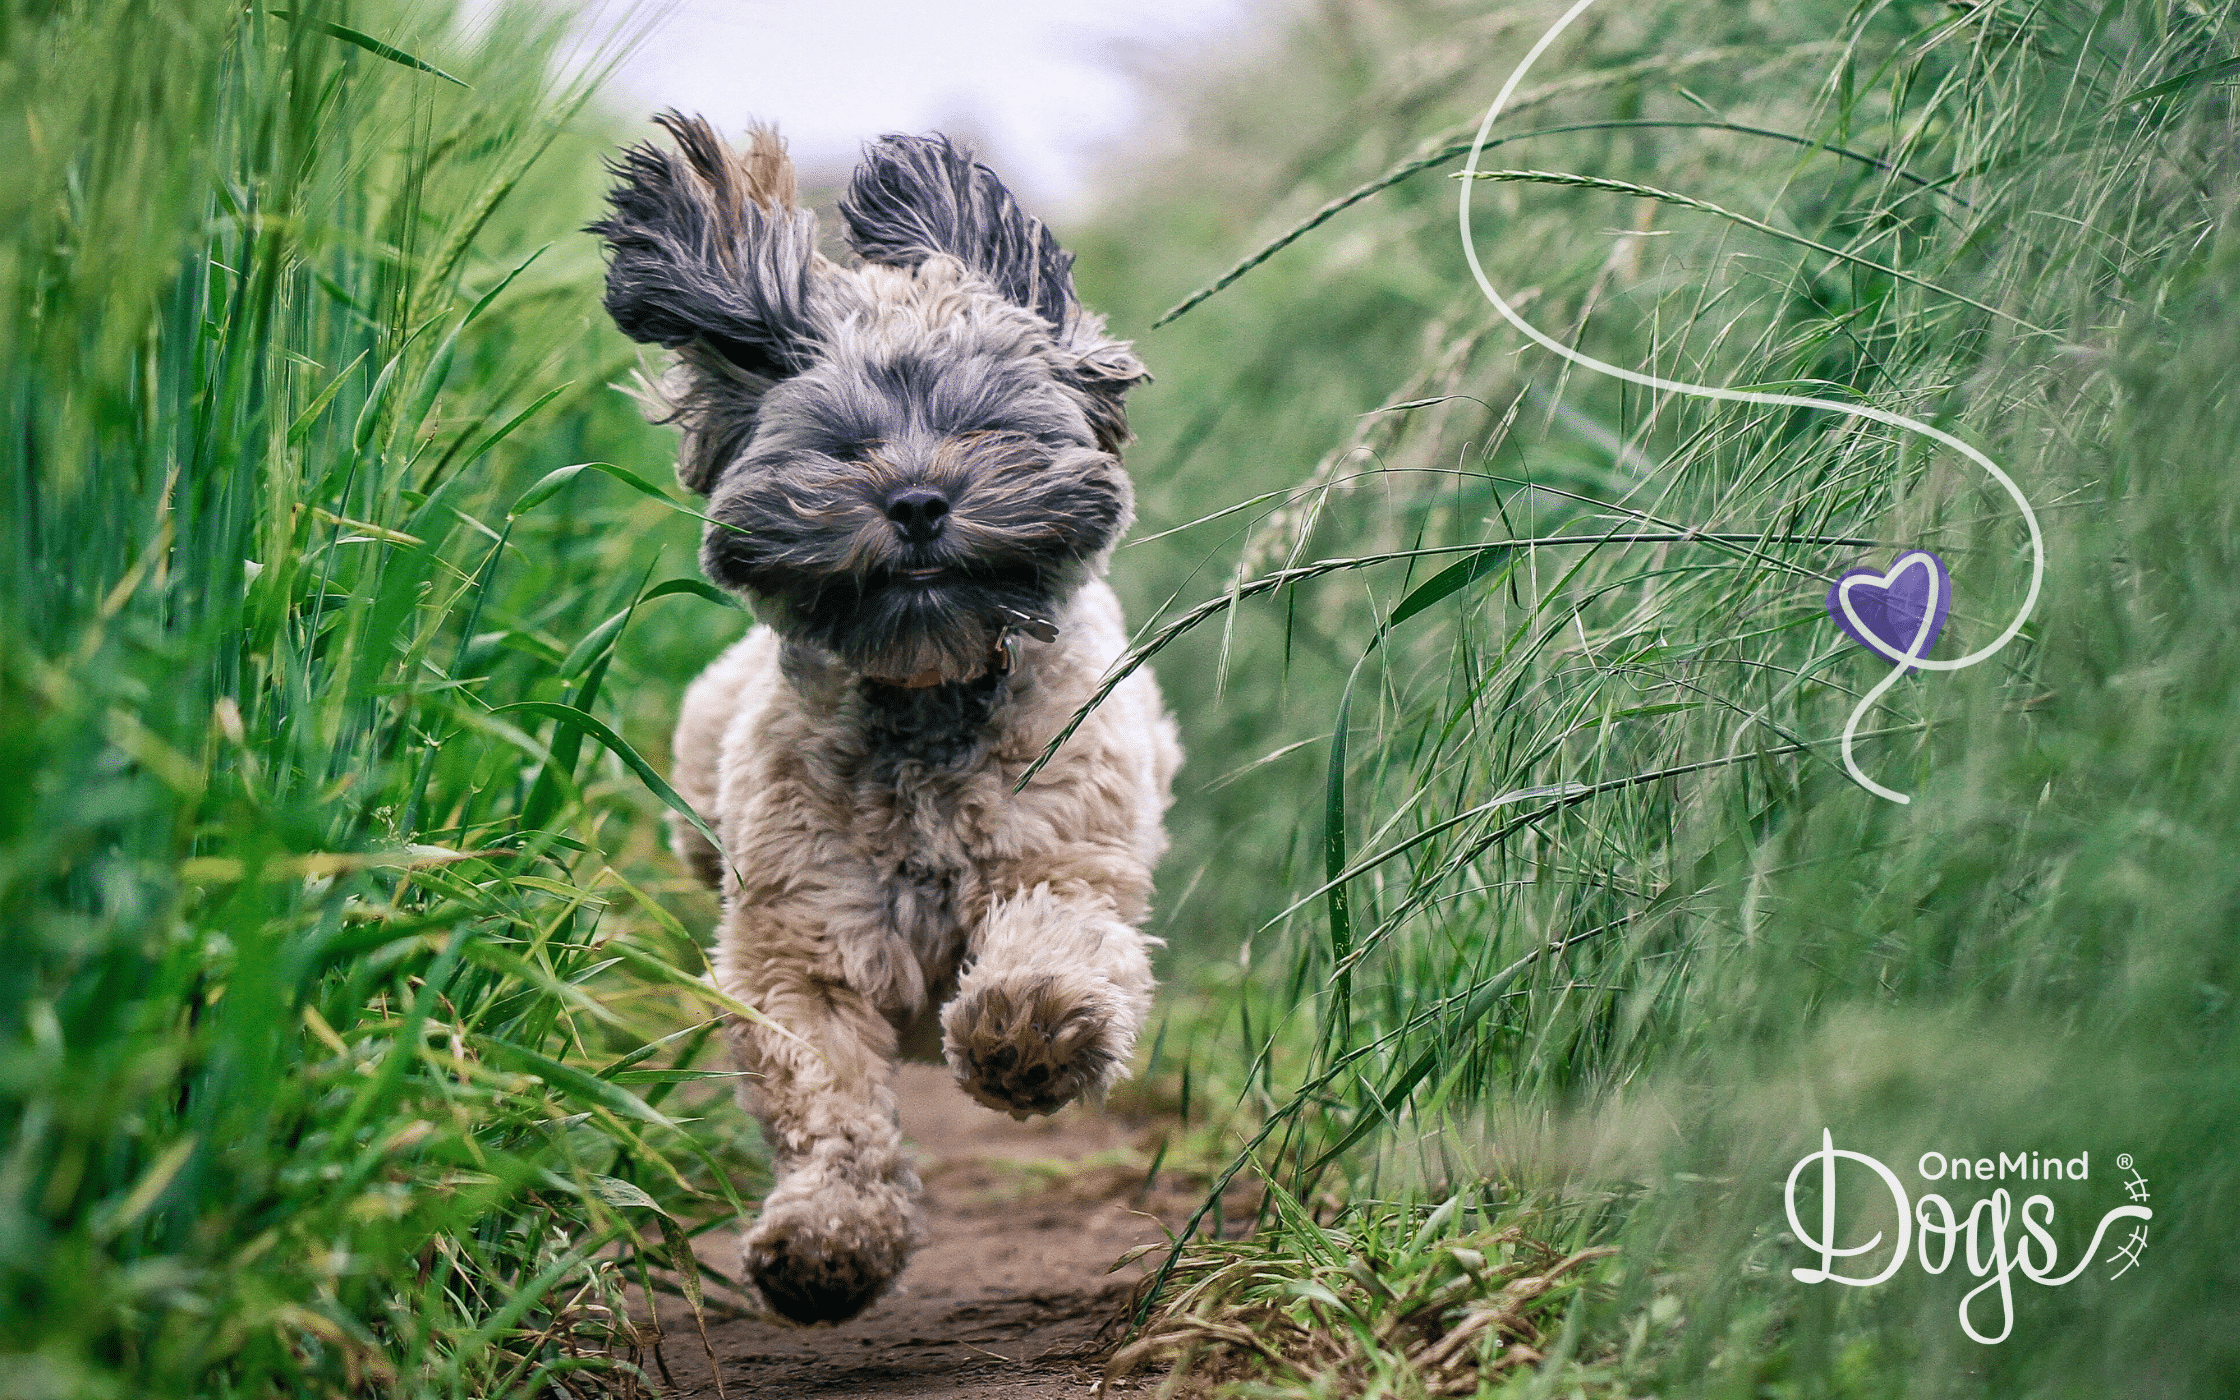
left=722, top=945, right=923, bottom=1323
left=942, top=864, right=1157, bottom=1118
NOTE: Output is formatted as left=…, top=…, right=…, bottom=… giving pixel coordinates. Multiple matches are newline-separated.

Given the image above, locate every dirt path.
left=648, top=1063, right=1170, bottom=1398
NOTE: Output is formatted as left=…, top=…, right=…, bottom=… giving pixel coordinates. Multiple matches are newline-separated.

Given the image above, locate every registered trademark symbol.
left=2117, top=1153, right=2134, bottom=1170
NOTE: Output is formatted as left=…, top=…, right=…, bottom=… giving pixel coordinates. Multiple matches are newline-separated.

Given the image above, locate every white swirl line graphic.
left=1456, top=0, right=2044, bottom=804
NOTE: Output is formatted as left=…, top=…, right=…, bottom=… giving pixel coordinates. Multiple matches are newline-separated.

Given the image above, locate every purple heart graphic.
left=1826, top=551, right=1952, bottom=663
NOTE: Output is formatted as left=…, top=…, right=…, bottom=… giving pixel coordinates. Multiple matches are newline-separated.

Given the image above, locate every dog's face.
left=701, top=260, right=1135, bottom=680
left=589, top=116, right=1148, bottom=681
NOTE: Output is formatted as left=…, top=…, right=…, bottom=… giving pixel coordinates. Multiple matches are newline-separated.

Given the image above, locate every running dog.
left=589, top=115, right=1179, bottom=1324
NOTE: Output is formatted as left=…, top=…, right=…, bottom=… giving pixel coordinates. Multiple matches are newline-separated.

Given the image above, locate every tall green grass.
left=1078, top=1, right=2240, bottom=1394
left=1, top=3, right=758, bottom=1394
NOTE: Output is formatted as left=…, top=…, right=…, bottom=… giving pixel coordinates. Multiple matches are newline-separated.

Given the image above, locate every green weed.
left=1109, top=1190, right=1638, bottom=1399
left=1082, top=1, right=2240, bottom=1395
left=1, top=3, right=757, bottom=1395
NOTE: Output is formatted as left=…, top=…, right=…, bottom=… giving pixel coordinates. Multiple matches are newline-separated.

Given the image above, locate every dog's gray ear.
left=590, top=113, right=820, bottom=489
left=840, top=133, right=1150, bottom=454
left=591, top=111, right=817, bottom=379
left=840, top=133, right=1076, bottom=331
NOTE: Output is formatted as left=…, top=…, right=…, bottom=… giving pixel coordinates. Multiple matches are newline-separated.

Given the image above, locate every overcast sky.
left=539, top=0, right=1264, bottom=214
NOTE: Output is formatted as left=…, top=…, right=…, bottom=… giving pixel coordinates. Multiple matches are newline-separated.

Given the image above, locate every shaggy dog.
left=589, top=115, right=1180, bottom=1324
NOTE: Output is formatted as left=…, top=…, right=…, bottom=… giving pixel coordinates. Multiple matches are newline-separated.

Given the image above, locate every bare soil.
left=645, top=1063, right=1174, bottom=1398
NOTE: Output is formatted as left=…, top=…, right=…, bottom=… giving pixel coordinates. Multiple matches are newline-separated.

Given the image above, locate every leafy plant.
left=1083, top=0, right=2240, bottom=1394
left=0, top=2, right=761, bottom=1394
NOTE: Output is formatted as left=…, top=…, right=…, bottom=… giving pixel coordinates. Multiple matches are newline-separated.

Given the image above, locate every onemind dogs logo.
left=1783, top=1131, right=2153, bottom=1344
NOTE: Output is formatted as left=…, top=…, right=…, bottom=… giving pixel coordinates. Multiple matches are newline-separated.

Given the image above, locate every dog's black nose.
left=884, top=485, right=950, bottom=543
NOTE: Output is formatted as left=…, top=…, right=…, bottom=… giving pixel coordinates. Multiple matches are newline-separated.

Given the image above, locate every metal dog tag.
left=999, top=607, right=1060, bottom=644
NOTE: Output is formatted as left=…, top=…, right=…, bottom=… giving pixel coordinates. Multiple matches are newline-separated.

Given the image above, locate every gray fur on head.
left=589, top=117, right=1153, bottom=681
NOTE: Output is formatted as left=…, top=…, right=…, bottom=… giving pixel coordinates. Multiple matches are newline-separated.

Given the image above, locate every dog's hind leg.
left=721, top=954, right=924, bottom=1323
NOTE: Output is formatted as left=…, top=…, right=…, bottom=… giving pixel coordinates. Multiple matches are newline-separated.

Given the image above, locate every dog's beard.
left=759, top=564, right=1062, bottom=681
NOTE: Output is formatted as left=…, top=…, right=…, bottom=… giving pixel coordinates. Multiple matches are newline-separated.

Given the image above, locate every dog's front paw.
left=744, top=1179, right=919, bottom=1324
left=942, top=972, right=1131, bottom=1118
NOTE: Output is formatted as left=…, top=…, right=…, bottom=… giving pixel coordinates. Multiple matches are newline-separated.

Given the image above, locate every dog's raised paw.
left=942, top=972, right=1125, bottom=1117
